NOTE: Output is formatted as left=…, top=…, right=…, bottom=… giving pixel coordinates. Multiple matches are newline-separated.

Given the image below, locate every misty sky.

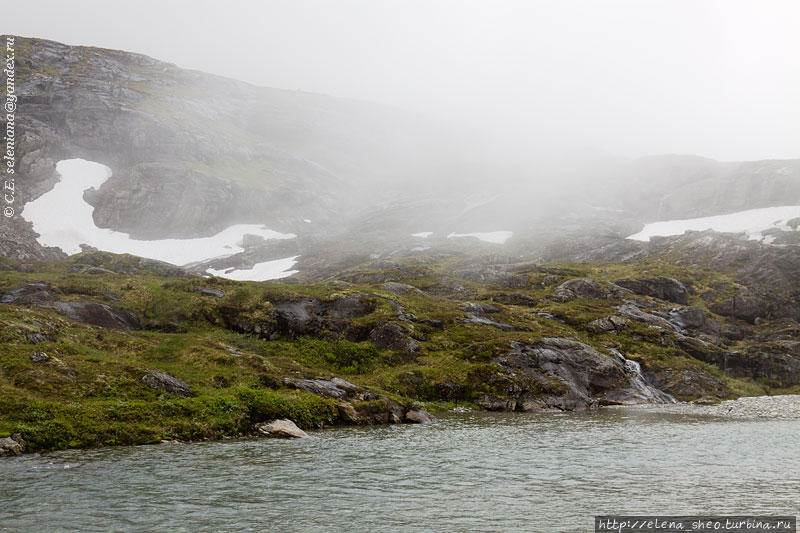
left=6, top=0, right=800, bottom=161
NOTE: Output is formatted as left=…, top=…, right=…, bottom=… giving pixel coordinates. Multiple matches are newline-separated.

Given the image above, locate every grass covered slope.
left=1, top=247, right=797, bottom=452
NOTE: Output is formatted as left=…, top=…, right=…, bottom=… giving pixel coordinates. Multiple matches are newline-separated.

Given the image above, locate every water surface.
left=2, top=409, right=798, bottom=532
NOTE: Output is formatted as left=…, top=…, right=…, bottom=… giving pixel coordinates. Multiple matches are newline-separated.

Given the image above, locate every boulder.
left=552, top=278, right=606, bottom=302
left=404, top=409, right=432, bottom=424
left=459, top=302, right=501, bottom=314
left=142, top=370, right=194, bottom=397
left=0, top=434, right=26, bottom=457
left=613, top=277, right=689, bottom=304
left=255, top=419, right=309, bottom=439
left=30, top=351, right=50, bottom=363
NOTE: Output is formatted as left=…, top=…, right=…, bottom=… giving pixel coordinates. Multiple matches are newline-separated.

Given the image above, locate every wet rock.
left=194, top=288, right=225, bottom=298
left=668, top=306, right=706, bottom=329
left=30, top=351, right=50, bottom=363
left=613, top=277, right=689, bottom=305
left=329, top=294, right=373, bottom=320
left=255, top=419, right=309, bottom=439
left=483, top=338, right=674, bottom=411
left=368, top=323, right=420, bottom=355
left=53, top=302, right=140, bottom=330
left=1, top=283, right=56, bottom=305
left=404, top=409, right=432, bottom=424
left=0, top=434, right=26, bottom=457
left=274, top=298, right=326, bottom=336
left=142, top=370, right=194, bottom=397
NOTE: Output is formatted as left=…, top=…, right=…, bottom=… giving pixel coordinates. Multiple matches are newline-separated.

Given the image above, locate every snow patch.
left=411, top=232, right=433, bottom=238
left=303, top=218, right=312, bottom=224
left=627, top=206, right=800, bottom=242
left=21, top=159, right=297, bottom=275
left=206, top=256, right=299, bottom=281
left=447, top=231, right=513, bottom=244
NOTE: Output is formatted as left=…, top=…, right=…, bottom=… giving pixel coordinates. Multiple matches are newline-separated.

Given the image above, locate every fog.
left=7, top=0, right=800, bottom=161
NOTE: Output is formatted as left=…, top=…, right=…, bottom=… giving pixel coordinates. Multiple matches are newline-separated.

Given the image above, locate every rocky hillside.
left=1, top=230, right=798, bottom=453
left=2, top=36, right=799, bottom=269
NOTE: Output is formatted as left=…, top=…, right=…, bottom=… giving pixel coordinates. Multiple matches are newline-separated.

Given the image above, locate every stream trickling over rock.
left=2, top=409, right=798, bottom=532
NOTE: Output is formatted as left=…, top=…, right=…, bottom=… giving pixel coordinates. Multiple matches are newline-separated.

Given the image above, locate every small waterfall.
left=611, top=349, right=677, bottom=404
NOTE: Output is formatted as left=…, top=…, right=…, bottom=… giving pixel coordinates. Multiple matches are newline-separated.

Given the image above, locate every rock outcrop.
left=0, top=434, right=26, bottom=457
left=613, top=277, right=689, bottom=305
left=142, top=371, right=194, bottom=397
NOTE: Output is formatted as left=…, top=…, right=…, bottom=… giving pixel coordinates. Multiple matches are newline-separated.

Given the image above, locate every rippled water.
left=2, top=409, right=798, bottom=532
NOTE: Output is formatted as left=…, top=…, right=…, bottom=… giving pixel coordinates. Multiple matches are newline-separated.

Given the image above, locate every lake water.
left=2, top=408, right=798, bottom=532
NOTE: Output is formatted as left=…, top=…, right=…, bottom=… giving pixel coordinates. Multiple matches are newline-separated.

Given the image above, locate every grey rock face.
left=1, top=283, right=56, bottom=305
left=668, top=306, right=707, bottom=329
left=481, top=338, right=673, bottom=411
left=282, top=377, right=366, bottom=400
left=368, top=323, right=420, bottom=355
left=142, top=371, right=194, bottom=397
left=613, top=277, right=689, bottom=305
left=53, top=302, right=140, bottom=330
left=551, top=278, right=628, bottom=303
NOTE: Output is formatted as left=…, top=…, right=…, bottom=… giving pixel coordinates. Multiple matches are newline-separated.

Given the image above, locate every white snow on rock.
left=21, top=159, right=297, bottom=279
left=627, top=206, right=800, bottom=242
left=206, top=256, right=299, bottom=281
left=303, top=218, right=312, bottom=223
left=411, top=232, right=433, bottom=238
left=447, top=231, right=513, bottom=244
